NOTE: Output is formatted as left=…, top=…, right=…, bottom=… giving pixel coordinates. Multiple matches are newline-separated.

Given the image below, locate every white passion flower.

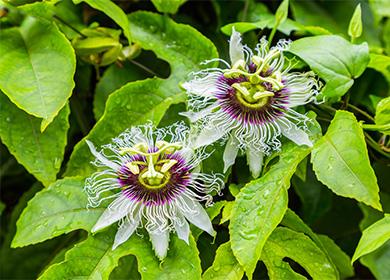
left=182, top=29, right=321, bottom=178
left=85, top=122, right=223, bottom=259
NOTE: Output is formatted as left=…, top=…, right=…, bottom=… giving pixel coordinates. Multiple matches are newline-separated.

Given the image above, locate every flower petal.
left=86, top=140, right=120, bottom=170
left=182, top=75, right=219, bottom=97
left=246, top=146, right=264, bottom=178
left=149, top=229, right=170, bottom=260
left=229, top=27, right=245, bottom=65
left=112, top=210, right=141, bottom=250
left=181, top=196, right=215, bottom=236
left=223, top=135, right=239, bottom=172
left=194, top=125, right=228, bottom=149
left=92, top=196, right=131, bottom=233
left=180, top=104, right=219, bottom=123
left=280, top=121, right=313, bottom=147
left=174, top=213, right=190, bottom=245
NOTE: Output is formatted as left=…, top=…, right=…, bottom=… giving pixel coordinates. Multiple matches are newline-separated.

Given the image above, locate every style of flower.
left=182, top=29, right=321, bottom=178
left=85, top=122, right=223, bottom=259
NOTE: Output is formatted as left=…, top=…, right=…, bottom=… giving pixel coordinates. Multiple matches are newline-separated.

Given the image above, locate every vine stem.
left=347, top=104, right=375, bottom=122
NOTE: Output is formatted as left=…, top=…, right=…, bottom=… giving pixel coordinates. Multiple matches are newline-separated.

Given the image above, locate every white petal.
left=194, top=126, right=228, bottom=149
left=229, top=27, right=245, bottom=65
left=180, top=104, right=218, bottom=123
left=92, top=196, right=131, bottom=233
left=223, top=135, right=239, bottom=172
left=182, top=75, right=219, bottom=97
left=112, top=211, right=141, bottom=250
left=181, top=196, right=215, bottom=236
left=174, top=213, right=190, bottom=245
left=246, top=146, right=264, bottom=179
left=86, top=140, right=120, bottom=170
left=280, top=121, right=313, bottom=147
left=149, top=229, right=170, bottom=260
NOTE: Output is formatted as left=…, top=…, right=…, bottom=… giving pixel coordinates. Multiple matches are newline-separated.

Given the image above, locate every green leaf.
left=0, top=183, right=73, bottom=279
left=368, top=54, right=390, bottom=83
left=0, top=17, right=76, bottom=131
left=0, top=93, right=70, bottom=187
left=360, top=241, right=390, bottom=280
left=72, top=0, right=131, bottom=42
left=151, top=0, right=186, bottom=14
left=221, top=16, right=308, bottom=37
left=93, top=61, right=148, bottom=120
left=203, top=242, right=244, bottom=280
left=352, top=215, right=390, bottom=263
left=317, top=235, right=355, bottom=279
left=311, top=110, right=381, bottom=210
left=12, top=177, right=104, bottom=247
left=261, top=227, right=338, bottom=280
left=281, top=209, right=354, bottom=279
left=40, top=229, right=201, bottom=280
left=289, top=35, right=369, bottom=102
left=275, top=0, right=289, bottom=25
left=229, top=142, right=314, bottom=278
left=374, top=96, right=390, bottom=135
left=220, top=201, right=234, bottom=224
left=65, top=11, right=218, bottom=177
left=290, top=0, right=381, bottom=47
left=348, top=4, right=363, bottom=40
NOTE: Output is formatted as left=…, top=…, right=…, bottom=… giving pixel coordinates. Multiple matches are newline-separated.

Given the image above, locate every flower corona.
left=182, top=29, right=322, bottom=177
left=85, top=122, right=223, bottom=259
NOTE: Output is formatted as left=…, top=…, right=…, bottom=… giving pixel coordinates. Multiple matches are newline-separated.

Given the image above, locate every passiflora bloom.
left=85, top=122, right=223, bottom=259
left=182, top=29, right=321, bottom=178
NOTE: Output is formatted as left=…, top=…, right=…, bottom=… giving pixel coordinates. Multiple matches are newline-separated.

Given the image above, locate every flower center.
left=223, top=52, right=285, bottom=109
left=120, top=141, right=182, bottom=190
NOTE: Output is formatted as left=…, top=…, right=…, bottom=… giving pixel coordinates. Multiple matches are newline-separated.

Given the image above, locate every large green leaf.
left=72, top=0, right=131, bottom=42
left=289, top=35, right=369, bottom=102
left=374, top=96, right=390, bottom=135
left=281, top=209, right=354, bottom=279
left=151, top=0, right=186, bottom=14
left=229, top=141, right=315, bottom=278
left=311, top=110, right=381, bottom=210
left=0, top=93, right=70, bottom=187
left=65, top=11, right=218, bottom=177
left=0, top=183, right=72, bottom=279
left=12, top=177, right=104, bottom=247
left=261, top=227, right=338, bottom=280
left=93, top=61, right=147, bottom=120
left=290, top=0, right=381, bottom=47
left=203, top=242, right=244, bottom=280
left=360, top=241, right=390, bottom=280
left=368, top=54, right=390, bottom=82
left=0, top=17, right=76, bottom=131
left=40, top=229, right=201, bottom=280
left=352, top=215, right=390, bottom=262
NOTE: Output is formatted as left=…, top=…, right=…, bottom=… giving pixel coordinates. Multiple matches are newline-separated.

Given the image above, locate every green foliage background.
left=0, top=0, right=389, bottom=279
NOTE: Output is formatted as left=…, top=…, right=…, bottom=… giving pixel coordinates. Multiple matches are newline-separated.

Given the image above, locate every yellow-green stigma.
left=223, top=56, right=285, bottom=109
left=120, top=141, right=182, bottom=189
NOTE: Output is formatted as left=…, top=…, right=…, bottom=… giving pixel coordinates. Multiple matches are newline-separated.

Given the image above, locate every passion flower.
left=182, top=29, right=321, bottom=177
left=85, top=122, right=223, bottom=259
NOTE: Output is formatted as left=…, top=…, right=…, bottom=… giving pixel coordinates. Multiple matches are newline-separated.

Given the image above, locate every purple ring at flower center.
left=215, top=74, right=289, bottom=125
left=117, top=152, right=191, bottom=206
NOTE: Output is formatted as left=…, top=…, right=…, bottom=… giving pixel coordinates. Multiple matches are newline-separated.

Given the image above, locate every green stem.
left=364, top=132, right=390, bottom=158
left=362, top=123, right=390, bottom=131
left=267, top=25, right=278, bottom=49
left=347, top=104, right=375, bottom=122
